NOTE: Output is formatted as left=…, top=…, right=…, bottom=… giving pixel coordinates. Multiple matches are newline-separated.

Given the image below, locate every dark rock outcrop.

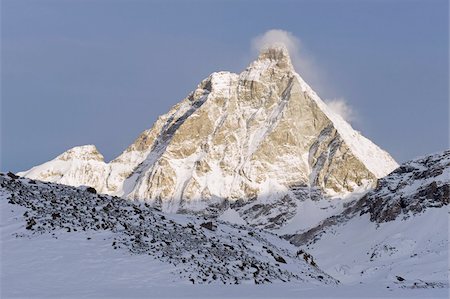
left=287, top=150, right=449, bottom=246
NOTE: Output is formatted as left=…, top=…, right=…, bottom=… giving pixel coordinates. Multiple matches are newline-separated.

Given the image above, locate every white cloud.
left=252, top=29, right=358, bottom=124
left=324, top=98, right=356, bottom=123
left=252, top=29, right=301, bottom=57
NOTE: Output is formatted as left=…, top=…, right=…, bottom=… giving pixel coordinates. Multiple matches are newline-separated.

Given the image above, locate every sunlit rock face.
left=18, top=46, right=398, bottom=223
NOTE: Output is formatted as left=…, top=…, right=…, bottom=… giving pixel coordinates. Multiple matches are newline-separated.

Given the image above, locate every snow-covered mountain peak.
left=17, top=145, right=110, bottom=194
left=19, top=49, right=398, bottom=226
left=56, top=145, right=105, bottom=162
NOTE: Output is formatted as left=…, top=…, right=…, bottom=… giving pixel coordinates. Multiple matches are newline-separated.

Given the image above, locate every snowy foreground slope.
left=2, top=148, right=449, bottom=298
left=1, top=173, right=336, bottom=297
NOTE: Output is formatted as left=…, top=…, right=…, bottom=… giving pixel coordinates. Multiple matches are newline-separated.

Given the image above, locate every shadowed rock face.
left=287, top=150, right=450, bottom=246
left=17, top=46, right=398, bottom=226
left=358, top=150, right=450, bottom=223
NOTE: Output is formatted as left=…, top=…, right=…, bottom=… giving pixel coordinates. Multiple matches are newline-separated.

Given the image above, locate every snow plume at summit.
left=252, top=29, right=301, bottom=56
left=252, top=29, right=319, bottom=88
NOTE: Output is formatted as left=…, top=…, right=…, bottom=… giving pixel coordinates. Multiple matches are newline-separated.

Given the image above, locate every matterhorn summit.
left=19, top=45, right=398, bottom=226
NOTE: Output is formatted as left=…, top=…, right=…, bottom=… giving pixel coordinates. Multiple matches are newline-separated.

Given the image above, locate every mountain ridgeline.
left=18, top=46, right=398, bottom=225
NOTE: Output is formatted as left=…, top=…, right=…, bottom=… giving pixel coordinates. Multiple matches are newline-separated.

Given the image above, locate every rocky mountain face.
left=18, top=46, right=398, bottom=227
left=359, top=150, right=449, bottom=222
left=287, top=150, right=450, bottom=246
left=0, top=173, right=337, bottom=285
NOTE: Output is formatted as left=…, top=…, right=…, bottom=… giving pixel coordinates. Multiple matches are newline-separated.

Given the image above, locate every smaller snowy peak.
left=56, top=145, right=105, bottom=162
left=16, top=145, right=109, bottom=194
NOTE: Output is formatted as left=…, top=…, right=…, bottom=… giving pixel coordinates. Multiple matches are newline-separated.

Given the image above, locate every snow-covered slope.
left=2, top=169, right=448, bottom=298
left=285, top=151, right=449, bottom=289
left=295, top=74, right=397, bottom=179
left=18, top=45, right=398, bottom=229
left=1, top=173, right=335, bottom=287
left=298, top=209, right=448, bottom=287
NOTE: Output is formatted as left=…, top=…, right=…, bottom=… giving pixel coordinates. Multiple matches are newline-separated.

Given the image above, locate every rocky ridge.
left=287, top=150, right=450, bottom=246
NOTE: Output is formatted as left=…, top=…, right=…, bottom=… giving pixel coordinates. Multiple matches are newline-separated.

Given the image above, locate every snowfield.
left=303, top=209, right=449, bottom=286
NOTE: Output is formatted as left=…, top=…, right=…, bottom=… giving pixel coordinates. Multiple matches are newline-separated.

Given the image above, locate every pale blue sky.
left=1, top=0, right=448, bottom=172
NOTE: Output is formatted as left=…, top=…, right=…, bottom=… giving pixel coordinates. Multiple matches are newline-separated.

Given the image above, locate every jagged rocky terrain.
left=288, top=150, right=450, bottom=245
left=18, top=46, right=398, bottom=229
left=0, top=172, right=336, bottom=286
left=359, top=150, right=449, bottom=222
left=285, top=151, right=449, bottom=289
